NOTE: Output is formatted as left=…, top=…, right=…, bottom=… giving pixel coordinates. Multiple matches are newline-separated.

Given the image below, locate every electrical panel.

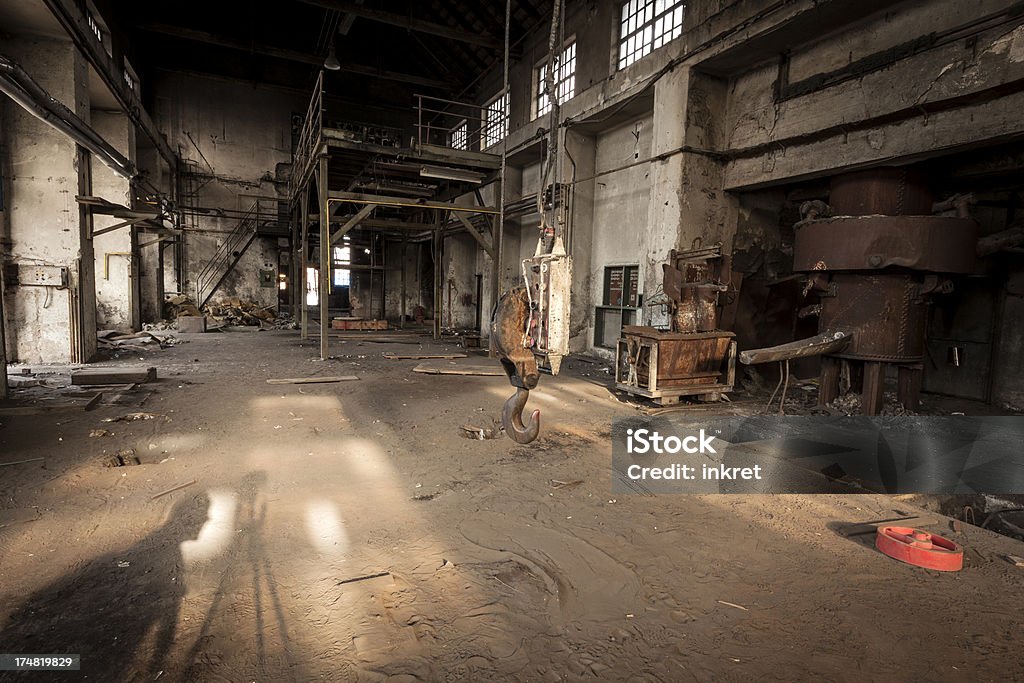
left=4, top=264, right=70, bottom=289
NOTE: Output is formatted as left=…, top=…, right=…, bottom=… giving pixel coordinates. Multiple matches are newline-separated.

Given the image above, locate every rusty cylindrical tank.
left=793, top=168, right=977, bottom=364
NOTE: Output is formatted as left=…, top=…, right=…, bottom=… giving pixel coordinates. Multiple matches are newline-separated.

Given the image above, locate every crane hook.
left=502, top=387, right=540, bottom=444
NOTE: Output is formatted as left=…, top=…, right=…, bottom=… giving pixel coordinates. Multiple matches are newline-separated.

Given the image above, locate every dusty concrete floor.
left=1, top=329, right=1023, bottom=682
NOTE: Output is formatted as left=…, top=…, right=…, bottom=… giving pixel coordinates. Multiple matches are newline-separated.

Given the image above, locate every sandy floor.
left=1, top=329, right=1023, bottom=682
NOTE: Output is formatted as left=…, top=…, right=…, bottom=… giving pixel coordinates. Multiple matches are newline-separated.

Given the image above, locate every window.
left=123, top=62, right=139, bottom=92
left=87, top=12, right=102, bottom=44
left=536, top=41, right=576, bottom=118
left=450, top=120, right=468, bottom=150
left=333, top=246, right=351, bottom=287
left=605, top=265, right=640, bottom=308
left=305, top=267, right=319, bottom=306
left=595, top=265, right=640, bottom=348
left=618, top=0, right=685, bottom=70
left=482, top=91, right=509, bottom=149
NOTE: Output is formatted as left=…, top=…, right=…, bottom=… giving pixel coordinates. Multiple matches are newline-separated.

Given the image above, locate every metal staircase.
left=194, top=200, right=262, bottom=307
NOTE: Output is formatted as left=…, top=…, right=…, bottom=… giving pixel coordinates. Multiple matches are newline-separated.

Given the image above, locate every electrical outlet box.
left=7, top=264, right=70, bottom=288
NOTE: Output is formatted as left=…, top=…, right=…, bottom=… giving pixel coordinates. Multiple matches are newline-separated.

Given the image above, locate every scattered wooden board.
left=384, top=352, right=467, bottom=360
left=333, top=336, right=423, bottom=344
left=266, top=376, right=360, bottom=385
left=0, top=392, right=102, bottom=415
left=0, top=508, right=40, bottom=528
left=71, top=366, right=156, bottom=385
left=413, top=361, right=505, bottom=376
left=0, top=457, right=45, bottom=468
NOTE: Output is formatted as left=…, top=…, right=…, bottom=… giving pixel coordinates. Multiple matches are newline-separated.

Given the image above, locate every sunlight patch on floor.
left=181, top=488, right=237, bottom=566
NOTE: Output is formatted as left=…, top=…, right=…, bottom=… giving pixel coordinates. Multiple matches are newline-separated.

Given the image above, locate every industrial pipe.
left=0, top=54, right=136, bottom=179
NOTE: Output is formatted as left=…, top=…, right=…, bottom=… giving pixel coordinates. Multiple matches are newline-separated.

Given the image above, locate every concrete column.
left=562, top=129, right=596, bottom=352
left=1, top=37, right=96, bottom=363
left=92, top=111, right=138, bottom=331
left=137, top=229, right=164, bottom=323
left=498, top=166, right=523, bottom=293
left=644, top=67, right=735, bottom=328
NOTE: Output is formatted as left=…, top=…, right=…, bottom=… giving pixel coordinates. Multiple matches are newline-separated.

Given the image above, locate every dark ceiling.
left=115, top=0, right=550, bottom=102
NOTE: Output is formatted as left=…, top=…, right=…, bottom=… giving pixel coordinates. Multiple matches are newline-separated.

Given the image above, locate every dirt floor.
left=1, top=328, right=1023, bottom=682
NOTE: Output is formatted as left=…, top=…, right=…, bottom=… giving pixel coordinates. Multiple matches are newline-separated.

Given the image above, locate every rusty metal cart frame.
left=614, top=335, right=737, bottom=405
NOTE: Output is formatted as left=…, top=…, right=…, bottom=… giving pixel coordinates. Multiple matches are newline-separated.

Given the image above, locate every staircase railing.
left=194, top=200, right=262, bottom=307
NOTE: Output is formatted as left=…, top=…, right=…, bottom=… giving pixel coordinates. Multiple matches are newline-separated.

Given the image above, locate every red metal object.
left=875, top=526, right=964, bottom=571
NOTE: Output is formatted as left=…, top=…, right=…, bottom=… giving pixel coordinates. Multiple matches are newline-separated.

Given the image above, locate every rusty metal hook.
left=502, top=387, right=540, bottom=444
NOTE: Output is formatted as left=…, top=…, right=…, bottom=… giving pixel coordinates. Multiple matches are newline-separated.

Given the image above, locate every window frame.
left=332, top=245, right=351, bottom=287
left=482, top=91, right=509, bottom=149
left=617, top=0, right=686, bottom=71
left=535, top=39, right=577, bottom=119
left=450, top=119, right=468, bottom=150
left=594, top=264, right=641, bottom=349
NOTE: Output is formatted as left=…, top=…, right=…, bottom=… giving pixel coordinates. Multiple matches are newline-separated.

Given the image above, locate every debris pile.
left=164, top=294, right=201, bottom=318
left=97, top=330, right=186, bottom=354
left=827, top=392, right=914, bottom=416
left=159, top=294, right=296, bottom=329
left=203, top=296, right=296, bottom=328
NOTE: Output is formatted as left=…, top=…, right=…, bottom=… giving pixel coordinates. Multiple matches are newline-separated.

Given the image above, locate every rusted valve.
left=491, top=287, right=542, bottom=444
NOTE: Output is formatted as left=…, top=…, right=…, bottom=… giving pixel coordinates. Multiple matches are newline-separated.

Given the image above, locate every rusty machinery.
left=491, top=239, right=572, bottom=443
left=491, top=0, right=574, bottom=444
left=739, top=168, right=978, bottom=415
left=614, top=243, right=738, bottom=405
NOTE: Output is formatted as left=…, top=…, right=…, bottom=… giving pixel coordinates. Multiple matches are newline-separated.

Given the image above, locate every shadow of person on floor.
left=180, top=471, right=301, bottom=680
left=0, top=492, right=211, bottom=681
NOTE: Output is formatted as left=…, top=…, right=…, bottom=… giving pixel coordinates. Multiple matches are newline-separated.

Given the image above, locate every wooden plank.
left=315, top=332, right=427, bottom=343
left=266, top=376, right=360, bottom=385
left=0, top=457, right=45, bottom=468
left=0, top=392, right=103, bottom=415
left=0, top=508, right=40, bottom=527
left=71, top=366, right=156, bottom=385
left=413, top=362, right=504, bottom=376
left=384, top=352, right=467, bottom=360
left=739, top=331, right=851, bottom=365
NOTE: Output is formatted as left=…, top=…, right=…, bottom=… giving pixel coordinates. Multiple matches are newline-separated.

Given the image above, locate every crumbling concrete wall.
left=441, top=233, right=480, bottom=330
left=383, top=239, right=433, bottom=324
left=91, top=111, right=137, bottom=331
left=587, top=116, right=652, bottom=353
left=722, top=1, right=1024, bottom=189
left=153, top=73, right=299, bottom=311
left=1, top=37, right=96, bottom=364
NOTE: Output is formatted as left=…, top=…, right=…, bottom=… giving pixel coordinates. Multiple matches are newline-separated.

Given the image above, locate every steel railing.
left=194, top=198, right=274, bottom=307
left=414, top=93, right=505, bottom=152
left=290, top=70, right=324, bottom=199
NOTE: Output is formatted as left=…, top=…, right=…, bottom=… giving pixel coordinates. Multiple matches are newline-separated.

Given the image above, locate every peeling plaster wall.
left=442, top=234, right=479, bottom=330
left=153, top=73, right=300, bottom=310
left=1, top=37, right=95, bottom=364
left=91, top=111, right=137, bottom=331
left=588, top=115, right=652, bottom=354
left=383, top=239, right=432, bottom=324
left=723, top=3, right=1024, bottom=189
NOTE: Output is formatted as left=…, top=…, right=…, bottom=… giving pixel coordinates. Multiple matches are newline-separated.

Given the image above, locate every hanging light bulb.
left=324, top=43, right=341, bottom=71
